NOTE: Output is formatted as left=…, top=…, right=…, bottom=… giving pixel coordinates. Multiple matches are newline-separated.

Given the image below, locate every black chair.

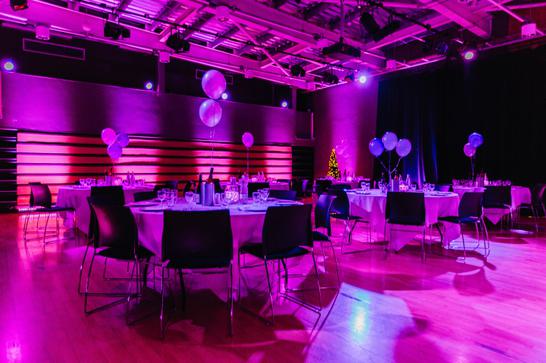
left=24, top=183, right=74, bottom=245
left=483, top=186, right=512, bottom=228
left=315, top=179, right=332, bottom=196
left=327, top=188, right=370, bottom=253
left=313, top=194, right=340, bottom=286
left=292, top=179, right=310, bottom=198
left=269, top=190, right=298, bottom=201
left=133, top=191, right=156, bottom=202
left=328, top=184, right=352, bottom=191
left=385, top=192, right=427, bottom=261
left=154, top=180, right=179, bottom=193
left=248, top=182, right=270, bottom=195
left=83, top=202, right=153, bottom=316
left=516, top=184, right=545, bottom=230
left=160, top=210, right=234, bottom=337
left=437, top=192, right=489, bottom=259
left=90, top=186, right=125, bottom=205
left=435, top=184, right=452, bottom=192
left=239, top=205, right=321, bottom=324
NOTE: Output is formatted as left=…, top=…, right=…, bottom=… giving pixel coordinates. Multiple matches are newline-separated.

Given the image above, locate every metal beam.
left=180, top=12, right=214, bottom=39
left=147, top=0, right=180, bottom=32
left=158, top=5, right=201, bottom=42
left=209, top=26, right=239, bottom=48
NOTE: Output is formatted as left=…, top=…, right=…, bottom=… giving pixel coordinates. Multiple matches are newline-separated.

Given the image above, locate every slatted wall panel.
left=0, top=129, right=17, bottom=212
left=16, top=131, right=292, bottom=206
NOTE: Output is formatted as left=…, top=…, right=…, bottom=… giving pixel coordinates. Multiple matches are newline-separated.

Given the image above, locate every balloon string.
left=209, top=128, right=215, bottom=169
left=246, top=148, right=250, bottom=174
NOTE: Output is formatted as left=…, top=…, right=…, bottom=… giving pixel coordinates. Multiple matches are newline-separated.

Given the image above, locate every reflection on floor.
left=1, top=212, right=546, bottom=363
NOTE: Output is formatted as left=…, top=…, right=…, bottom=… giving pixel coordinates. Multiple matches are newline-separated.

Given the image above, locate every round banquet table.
left=130, top=200, right=301, bottom=296
left=347, top=189, right=461, bottom=251
left=56, top=185, right=154, bottom=232
left=452, top=185, right=532, bottom=224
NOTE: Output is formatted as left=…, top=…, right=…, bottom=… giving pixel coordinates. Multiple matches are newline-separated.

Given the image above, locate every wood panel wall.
left=16, top=131, right=292, bottom=206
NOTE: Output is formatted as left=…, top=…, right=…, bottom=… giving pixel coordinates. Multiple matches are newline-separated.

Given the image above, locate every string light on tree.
left=327, top=148, right=341, bottom=179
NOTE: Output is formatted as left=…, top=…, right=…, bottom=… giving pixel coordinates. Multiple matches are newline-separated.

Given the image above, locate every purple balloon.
left=242, top=132, right=254, bottom=148
left=463, top=143, right=476, bottom=158
left=382, top=132, right=398, bottom=151
left=107, top=142, right=123, bottom=160
left=468, top=132, right=484, bottom=148
left=101, top=128, right=116, bottom=145
left=115, top=132, right=130, bottom=148
left=199, top=99, right=223, bottom=128
left=201, top=70, right=227, bottom=100
left=368, top=137, right=385, bottom=157
left=396, top=138, right=412, bottom=158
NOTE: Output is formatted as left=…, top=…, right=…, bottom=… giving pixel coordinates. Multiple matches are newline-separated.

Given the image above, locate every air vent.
left=23, top=38, right=86, bottom=61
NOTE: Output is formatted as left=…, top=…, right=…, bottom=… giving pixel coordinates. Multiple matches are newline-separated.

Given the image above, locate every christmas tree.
left=327, top=148, right=340, bottom=179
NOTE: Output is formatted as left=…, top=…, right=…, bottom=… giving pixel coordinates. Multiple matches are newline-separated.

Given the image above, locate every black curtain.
left=375, top=44, right=546, bottom=186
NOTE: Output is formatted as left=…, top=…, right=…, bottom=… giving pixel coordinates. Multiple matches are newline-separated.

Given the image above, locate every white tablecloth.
left=453, top=185, right=532, bottom=224
left=347, top=190, right=460, bottom=251
left=57, top=185, right=154, bottom=232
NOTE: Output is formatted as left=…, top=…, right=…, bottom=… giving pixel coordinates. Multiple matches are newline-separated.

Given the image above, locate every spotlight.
left=221, top=92, right=229, bottom=100
left=104, top=21, right=130, bottom=40
left=290, top=64, right=306, bottom=77
left=280, top=100, right=288, bottom=108
left=322, top=72, right=339, bottom=85
left=10, top=0, right=28, bottom=10
left=360, top=12, right=381, bottom=40
left=357, top=74, right=368, bottom=84
left=144, top=81, right=154, bottom=90
left=1, top=59, right=15, bottom=72
left=344, top=73, right=355, bottom=82
left=158, top=51, right=170, bottom=64
left=166, top=32, right=191, bottom=53
left=462, top=49, right=477, bottom=61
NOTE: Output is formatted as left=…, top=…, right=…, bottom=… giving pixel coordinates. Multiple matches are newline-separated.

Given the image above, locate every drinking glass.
left=262, top=188, right=270, bottom=202
left=185, top=191, right=194, bottom=208
left=410, top=183, right=417, bottom=192
left=252, top=192, right=260, bottom=203
left=167, top=190, right=177, bottom=207
left=158, top=189, right=166, bottom=207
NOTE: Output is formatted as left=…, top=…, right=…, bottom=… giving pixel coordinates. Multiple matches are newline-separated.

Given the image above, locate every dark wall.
left=376, top=44, right=546, bottom=186
left=0, top=72, right=307, bottom=144
left=0, top=26, right=291, bottom=108
left=312, top=80, right=378, bottom=178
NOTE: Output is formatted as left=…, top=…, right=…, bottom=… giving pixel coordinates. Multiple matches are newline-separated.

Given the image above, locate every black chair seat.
left=312, top=231, right=330, bottom=242
left=438, top=216, right=480, bottom=224
left=483, top=203, right=511, bottom=209
left=166, top=257, right=232, bottom=270
left=240, top=243, right=309, bottom=260
left=97, top=245, right=154, bottom=260
left=28, top=205, right=74, bottom=213
left=330, top=213, right=361, bottom=221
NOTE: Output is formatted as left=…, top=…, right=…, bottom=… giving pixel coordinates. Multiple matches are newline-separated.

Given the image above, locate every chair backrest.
left=315, top=194, right=336, bottom=235
left=386, top=192, right=425, bottom=226
left=248, top=182, right=270, bottom=195
left=327, top=188, right=350, bottom=216
left=532, top=184, right=546, bottom=204
left=315, top=179, right=332, bottom=196
left=269, top=190, right=298, bottom=201
left=162, top=210, right=233, bottom=268
left=483, top=186, right=511, bottom=208
left=29, top=183, right=52, bottom=208
left=261, top=205, right=313, bottom=257
left=90, top=186, right=125, bottom=205
left=328, top=184, right=352, bottom=191
left=435, top=184, right=452, bottom=192
left=133, top=191, right=156, bottom=202
left=458, top=192, right=483, bottom=218
left=88, top=202, right=138, bottom=254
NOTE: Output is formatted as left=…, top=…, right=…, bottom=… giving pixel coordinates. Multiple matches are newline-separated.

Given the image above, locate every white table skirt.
left=453, top=185, right=532, bottom=224
left=347, top=190, right=460, bottom=251
left=56, top=185, right=154, bottom=232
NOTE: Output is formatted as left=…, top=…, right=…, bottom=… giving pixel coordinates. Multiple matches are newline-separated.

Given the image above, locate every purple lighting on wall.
left=462, top=49, right=477, bottom=61
left=281, top=100, right=288, bottom=108
left=221, top=92, right=229, bottom=100
left=144, top=81, right=154, bottom=90
left=2, top=59, right=16, bottom=72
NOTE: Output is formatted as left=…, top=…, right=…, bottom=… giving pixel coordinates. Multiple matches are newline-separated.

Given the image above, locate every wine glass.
left=158, top=189, right=166, bottom=207
left=185, top=191, right=194, bottom=209
left=262, top=188, right=270, bottom=202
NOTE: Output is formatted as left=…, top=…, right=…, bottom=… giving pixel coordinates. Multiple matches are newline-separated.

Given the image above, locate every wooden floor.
left=1, top=212, right=546, bottom=363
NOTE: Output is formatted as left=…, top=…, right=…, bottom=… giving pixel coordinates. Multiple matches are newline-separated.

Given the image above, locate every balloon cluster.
left=463, top=132, right=484, bottom=158
left=101, top=128, right=130, bottom=162
left=368, top=132, right=412, bottom=181
left=199, top=70, right=226, bottom=128
left=368, top=132, right=412, bottom=158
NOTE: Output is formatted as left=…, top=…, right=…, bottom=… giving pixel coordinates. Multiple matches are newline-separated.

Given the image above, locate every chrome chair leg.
left=421, top=227, right=426, bottom=263
left=78, top=242, right=91, bottom=295
left=263, top=259, right=275, bottom=325
left=160, top=266, right=166, bottom=339
left=227, top=262, right=234, bottom=337
left=460, top=224, right=467, bottom=261
left=310, top=251, right=323, bottom=309
left=42, top=213, right=51, bottom=247
left=84, top=253, right=96, bottom=314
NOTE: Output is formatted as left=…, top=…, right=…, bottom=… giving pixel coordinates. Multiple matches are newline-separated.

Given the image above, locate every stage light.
left=221, top=92, right=229, bottom=100
left=281, top=100, right=288, bottom=108
left=462, top=49, right=477, bottom=61
left=104, top=21, right=130, bottom=40
left=10, top=0, right=28, bottom=10
left=290, top=64, right=306, bottom=77
left=360, top=12, right=381, bottom=40
left=358, top=74, right=368, bottom=84
left=166, top=32, right=191, bottom=53
left=158, top=51, right=170, bottom=64
left=2, top=59, right=15, bottom=72
left=322, top=72, right=339, bottom=85
left=144, top=81, right=154, bottom=90
left=344, top=73, right=355, bottom=83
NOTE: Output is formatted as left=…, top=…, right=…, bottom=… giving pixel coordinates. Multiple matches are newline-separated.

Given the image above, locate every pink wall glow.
left=312, top=79, right=378, bottom=178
